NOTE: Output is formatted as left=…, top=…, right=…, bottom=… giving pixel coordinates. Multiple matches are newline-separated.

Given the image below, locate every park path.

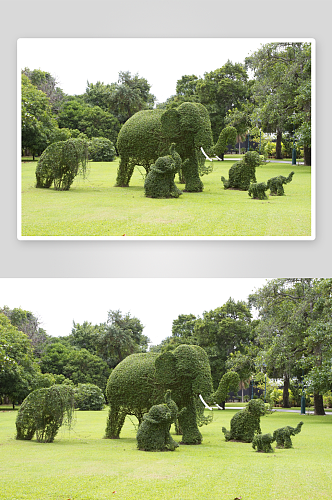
left=223, top=406, right=332, bottom=415
left=225, top=157, right=304, bottom=165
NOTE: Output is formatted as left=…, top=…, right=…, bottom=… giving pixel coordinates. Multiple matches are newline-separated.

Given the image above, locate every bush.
left=248, top=182, right=269, bottom=200
left=144, top=144, right=182, bottom=199
left=74, top=383, right=105, bottom=411
left=88, top=137, right=116, bottom=162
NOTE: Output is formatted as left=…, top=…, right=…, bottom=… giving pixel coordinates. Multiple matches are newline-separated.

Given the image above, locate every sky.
left=17, top=38, right=269, bottom=104
left=0, top=278, right=269, bottom=346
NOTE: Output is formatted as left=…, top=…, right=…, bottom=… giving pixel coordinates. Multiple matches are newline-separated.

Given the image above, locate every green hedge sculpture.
left=252, top=432, right=275, bottom=453
left=222, top=399, right=267, bottom=443
left=248, top=182, right=269, bottom=200
left=74, top=383, right=105, bottom=411
left=221, top=151, right=261, bottom=191
left=116, top=102, right=213, bottom=192
left=136, top=391, right=179, bottom=452
left=35, top=138, right=88, bottom=190
left=273, top=421, right=303, bottom=448
left=267, top=172, right=295, bottom=196
left=16, top=385, right=75, bottom=443
left=144, top=144, right=183, bottom=198
left=213, top=371, right=240, bottom=409
left=105, top=344, right=214, bottom=445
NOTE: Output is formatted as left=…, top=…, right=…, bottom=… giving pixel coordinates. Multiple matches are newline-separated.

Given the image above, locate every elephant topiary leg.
left=105, top=406, right=126, bottom=439
left=115, top=156, right=132, bottom=187
left=183, top=154, right=203, bottom=193
left=178, top=397, right=203, bottom=445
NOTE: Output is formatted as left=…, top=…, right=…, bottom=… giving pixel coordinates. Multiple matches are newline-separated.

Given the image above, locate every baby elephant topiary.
left=136, top=403, right=179, bottom=451
left=248, top=182, right=269, bottom=200
left=273, top=421, right=303, bottom=448
left=144, top=144, right=183, bottom=199
left=267, top=172, right=295, bottom=196
left=221, top=151, right=260, bottom=191
left=252, top=433, right=275, bottom=453
left=222, top=399, right=267, bottom=443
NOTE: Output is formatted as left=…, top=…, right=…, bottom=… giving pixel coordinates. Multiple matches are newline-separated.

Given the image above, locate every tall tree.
left=194, top=298, right=252, bottom=389
left=196, top=61, right=249, bottom=142
left=246, top=42, right=312, bottom=164
left=22, top=67, right=66, bottom=114
left=249, top=278, right=330, bottom=415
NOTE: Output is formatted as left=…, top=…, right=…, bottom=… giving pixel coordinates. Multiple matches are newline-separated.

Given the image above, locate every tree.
left=246, top=42, right=312, bottom=164
left=58, top=99, right=120, bottom=143
left=96, top=310, right=149, bottom=369
left=0, top=313, right=40, bottom=407
left=194, top=298, right=252, bottom=389
left=196, top=61, right=249, bottom=142
left=249, top=278, right=331, bottom=415
left=21, top=74, right=58, bottom=159
left=40, top=342, right=110, bottom=390
left=22, top=67, right=66, bottom=114
left=226, top=351, right=255, bottom=402
left=0, top=306, right=50, bottom=357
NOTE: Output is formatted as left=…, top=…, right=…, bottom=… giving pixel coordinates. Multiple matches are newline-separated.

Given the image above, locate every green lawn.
left=1, top=408, right=331, bottom=499
left=20, top=159, right=312, bottom=237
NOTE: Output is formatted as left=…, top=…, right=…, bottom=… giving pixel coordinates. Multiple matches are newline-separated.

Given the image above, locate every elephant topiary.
left=35, top=138, right=89, bottom=190
left=248, top=182, right=269, bottom=200
left=273, top=421, right=303, bottom=448
left=267, top=172, right=295, bottom=196
left=252, top=432, right=275, bottom=453
left=105, top=344, right=214, bottom=445
left=136, top=392, right=179, bottom=452
left=16, top=385, right=75, bottom=443
left=115, top=102, right=214, bottom=192
left=221, top=151, right=261, bottom=191
left=144, top=144, right=183, bottom=198
left=222, top=399, right=267, bottom=443
left=213, top=371, right=240, bottom=409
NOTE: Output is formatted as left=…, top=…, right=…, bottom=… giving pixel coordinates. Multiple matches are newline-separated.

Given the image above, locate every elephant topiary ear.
left=161, top=108, right=181, bottom=139
left=155, top=351, right=177, bottom=386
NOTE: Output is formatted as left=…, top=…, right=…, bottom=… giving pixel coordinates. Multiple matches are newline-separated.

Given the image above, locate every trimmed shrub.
left=267, top=172, right=295, bottom=196
left=213, top=126, right=237, bottom=157
left=88, top=137, right=116, bottom=162
left=74, top=383, right=105, bottom=411
left=273, top=421, right=303, bottom=448
left=136, top=403, right=179, bottom=451
left=16, top=385, right=75, bottom=443
left=35, top=138, right=88, bottom=190
left=222, top=399, right=267, bottom=443
left=248, top=182, right=269, bottom=200
left=252, top=433, right=275, bottom=453
left=144, top=144, right=183, bottom=198
left=221, top=151, right=261, bottom=191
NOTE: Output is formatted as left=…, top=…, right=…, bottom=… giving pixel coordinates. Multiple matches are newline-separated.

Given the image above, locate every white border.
left=17, top=38, right=316, bottom=241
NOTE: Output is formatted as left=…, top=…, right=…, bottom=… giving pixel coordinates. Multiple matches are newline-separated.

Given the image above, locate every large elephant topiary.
left=105, top=344, right=214, bottom=445
left=115, top=102, right=214, bottom=192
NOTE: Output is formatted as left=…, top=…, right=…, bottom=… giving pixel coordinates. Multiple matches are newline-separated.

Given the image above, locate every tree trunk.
left=314, top=393, right=325, bottom=415
left=282, top=374, right=291, bottom=408
left=303, top=145, right=311, bottom=166
left=275, top=129, right=282, bottom=159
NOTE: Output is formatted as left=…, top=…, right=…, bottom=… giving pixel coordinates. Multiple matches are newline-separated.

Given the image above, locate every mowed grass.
left=0, top=409, right=331, bottom=500
left=21, top=159, right=312, bottom=237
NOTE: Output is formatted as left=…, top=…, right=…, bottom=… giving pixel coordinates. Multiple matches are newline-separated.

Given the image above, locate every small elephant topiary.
left=267, top=172, right=295, bottom=196
left=221, top=151, right=261, bottom=191
left=248, top=182, right=269, bottom=200
left=16, top=385, right=75, bottom=443
left=252, top=433, right=275, bottom=453
left=136, top=402, right=179, bottom=451
left=144, top=144, right=183, bottom=198
left=35, top=138, right=89, bottom=191
left=222, top=399, right=267, bottom=443
left=273, top=421, right=303, bottom=448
